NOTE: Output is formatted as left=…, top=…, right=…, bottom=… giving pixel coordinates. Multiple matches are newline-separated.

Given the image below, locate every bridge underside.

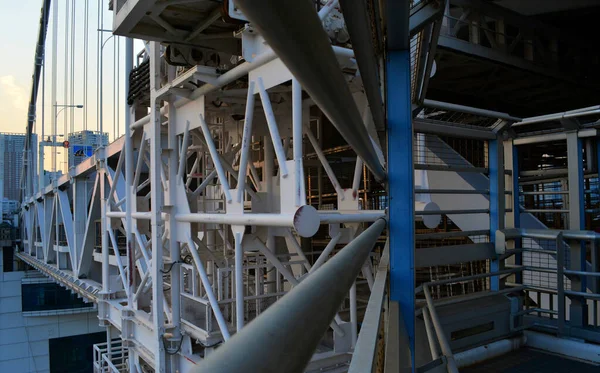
left=429, top=46, right=600, bottom=116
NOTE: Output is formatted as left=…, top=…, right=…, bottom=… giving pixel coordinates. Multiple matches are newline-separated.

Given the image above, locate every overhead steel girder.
left=423, top=99, right=521, bottom=122
left=513, top=128, right=596, bottom=146
left=234, top=0, right=386, bottom=182
left=339, top=0, right=385, bottom=133
left=409, top=0, right=445, bottom=37
left=414, top=119, right=497, bottom=140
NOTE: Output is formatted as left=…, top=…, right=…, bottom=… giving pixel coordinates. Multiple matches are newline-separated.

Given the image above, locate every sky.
left=0, top=1, right=41, bottom=133
left=0, top=0, right=135, bottom=171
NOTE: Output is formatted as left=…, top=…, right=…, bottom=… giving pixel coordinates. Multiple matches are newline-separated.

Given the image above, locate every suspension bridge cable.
left=113, top=35, right=117, bottom=140
left=117, top=36, right=120, bottom=139
left=63, top=0, right=69, bottom=169
left=70, top=0, right=76, bottom=135
left=96, top=0, right=101, bottom=133
left=84, top=0, right=89, bottom=130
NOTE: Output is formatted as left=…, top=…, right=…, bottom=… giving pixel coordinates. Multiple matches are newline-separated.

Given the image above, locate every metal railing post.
left=556, top=232, right=565, bottom=335
left=422, top=307, right=440, bottom=360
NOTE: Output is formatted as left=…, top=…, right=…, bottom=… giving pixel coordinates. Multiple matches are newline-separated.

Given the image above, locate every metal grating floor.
left=461, top=347, right=600, bottom=373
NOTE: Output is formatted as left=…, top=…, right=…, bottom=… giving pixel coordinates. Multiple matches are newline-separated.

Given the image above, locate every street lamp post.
left=48, top=103, right=82, bottom=274
left=50, top=103, right=83, bottom=180
left=99, top=33, right=115, bottom=137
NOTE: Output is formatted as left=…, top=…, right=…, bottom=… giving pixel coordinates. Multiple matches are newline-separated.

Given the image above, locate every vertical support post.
left=125, top=38, right=135, bottom=305
left=594, top=137, right=600, bottom=293
left=510, top=142, right=522, bottom=283
left=264, top=136, right=276, bottom=293
left=149, top=41, right=166, bottom=372
left=234, top=231, right=244, bottom=331
left=567, top=132, right=585, bottom=229
left=106, top=326, right=112, bottom=361
left=39, top=143, right=44, bottom=194
left=352, top=157, right=363, bottom=197
left=469, top=11, right=480, bottom=45
left=556, top=233, right=566, bottom=335
left=489, top=136, right=505, bottom=290
left=73, top=178, right=87, bottom=276
left=166, top=63, right=181, bottom=373
left=386, top=0, right=414, bottom=368
left=496, top=18, right=506, bottom=50
left=51, top=0, right=57, bottom=183
left=55, top=192, right=60, bottom=269
left=566, top=131, right=587, bottom=327
left=350, top=282, right=357, bottom=348
left=101, top=170, right=109, bottom=292
left=292, top=78, right=306, bottom=206
left=585, top=139, right=594, bottom=172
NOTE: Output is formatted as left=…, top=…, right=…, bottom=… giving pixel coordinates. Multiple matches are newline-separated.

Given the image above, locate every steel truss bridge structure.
left=14, top=0, right=600, bottom=372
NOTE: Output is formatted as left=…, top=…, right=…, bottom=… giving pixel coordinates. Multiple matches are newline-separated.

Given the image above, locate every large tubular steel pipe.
left=513, top=105, right=600, bottom=127
left=319, top=210, right=386, bottom=224
left=195, top=218, right=386, bottom=373
left=423, top=99, right=520, bottom=122
left=234, top=0, right=386, bottom=182
left=422, top=307, right=440, bottom=360
left=423, top=285, right=459, bottom=373
left=176, top=205, right=320, bottom=237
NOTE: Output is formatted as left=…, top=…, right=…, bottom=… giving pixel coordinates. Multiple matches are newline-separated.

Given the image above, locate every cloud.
left=0, top=75, right=28, bottom=131
left=0, top=75, right=28, bottom=111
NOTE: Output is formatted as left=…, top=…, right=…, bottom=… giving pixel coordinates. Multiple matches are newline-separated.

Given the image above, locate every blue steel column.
left=566, top=132, right=587, bottom=327
left=567, top=134, right=585, bottom=229
left=512, top=144, right=522, bottom=283
left=489, top=137, right=505, bottom=290
left=593, top=138, right=600, bottom=291
left=386, top=0, right=415, bottom=368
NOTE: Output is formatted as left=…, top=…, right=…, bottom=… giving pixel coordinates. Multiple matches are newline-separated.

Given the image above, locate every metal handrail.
left=495, top=228, right=600, bottom=335
left=195, top=218, right=386, bottom=373
left=423, top=285, right=459, bottom=373
left=416, top=267, right=527, bottom=373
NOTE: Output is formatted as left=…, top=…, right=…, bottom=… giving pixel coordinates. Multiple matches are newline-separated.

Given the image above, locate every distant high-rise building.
left=68, top=130, right=108, bottom=168
left=0, top=133, right=37, bottom=203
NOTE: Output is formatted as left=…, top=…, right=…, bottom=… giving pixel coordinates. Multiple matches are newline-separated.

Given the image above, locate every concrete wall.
left=0, top=247, right=104, bottom=373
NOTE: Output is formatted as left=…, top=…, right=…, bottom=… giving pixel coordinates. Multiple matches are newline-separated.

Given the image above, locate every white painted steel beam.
left=234, top=0, right=386, bottom=182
